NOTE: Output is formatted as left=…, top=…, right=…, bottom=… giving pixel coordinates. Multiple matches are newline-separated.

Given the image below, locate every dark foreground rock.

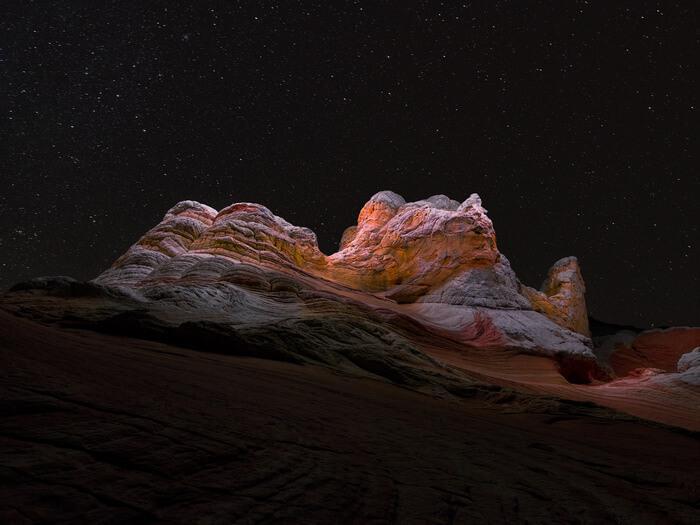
left=1, top=311, right=698, bottom=524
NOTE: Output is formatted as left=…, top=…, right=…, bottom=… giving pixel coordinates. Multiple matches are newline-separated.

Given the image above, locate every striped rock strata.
left=82, top=192, right=599, bottom=377
left=96, top=192, right=588, bottom=332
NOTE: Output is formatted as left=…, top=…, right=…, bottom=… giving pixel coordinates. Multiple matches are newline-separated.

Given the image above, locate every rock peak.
left=366, top=190, right=406, bottom=208
left=522, top=256, right=590, bottom=336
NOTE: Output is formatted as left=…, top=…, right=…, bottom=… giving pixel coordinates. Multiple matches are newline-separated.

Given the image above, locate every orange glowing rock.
left=522, top=257, right=591, bottom=337
left=327, top=191, right=500, bottom=296
left=94, top=191, right=592, bottom=341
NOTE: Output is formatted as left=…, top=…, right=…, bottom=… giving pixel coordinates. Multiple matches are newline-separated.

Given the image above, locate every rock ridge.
left=94, top=191, right=589, bottom=340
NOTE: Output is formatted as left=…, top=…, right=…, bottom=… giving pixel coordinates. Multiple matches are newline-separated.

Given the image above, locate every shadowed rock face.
left=602, top=327, right=700, bottom=383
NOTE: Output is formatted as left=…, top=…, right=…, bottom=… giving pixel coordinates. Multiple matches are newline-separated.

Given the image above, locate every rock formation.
left=0, top=192, right=605, bottom=382
left=522, top=256, right=591, bottom=336
left=2, top=191, right=699, bottom=525
left=3, top=189, right=700, bottom=429
left=98, top=191, right=507, bottom=300
left=81, top=191, right=603, bottom=374
left=328, top=191, right=500, bottom=296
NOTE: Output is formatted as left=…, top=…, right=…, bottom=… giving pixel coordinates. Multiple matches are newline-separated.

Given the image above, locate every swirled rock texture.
left=96, top=201, right=218, bottom=287
left=96, top=191, right=507, bottom=300
left=522, top=256, right=591, bottom=337
left=328, top=192, right=499, bottom=296
left=91, top=192, right=592, bottom=353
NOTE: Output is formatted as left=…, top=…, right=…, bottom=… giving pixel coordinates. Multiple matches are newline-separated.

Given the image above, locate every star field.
left=1, top=1, right=698, bottom=326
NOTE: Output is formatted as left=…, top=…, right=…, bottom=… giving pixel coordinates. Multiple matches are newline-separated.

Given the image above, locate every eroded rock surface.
left=522, top=256, right=591, bottom=337
left=328, top=191, right=500, bottom=295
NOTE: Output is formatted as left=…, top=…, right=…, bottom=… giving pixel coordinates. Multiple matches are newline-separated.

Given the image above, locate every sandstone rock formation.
left=93, top=191, right=590, bottom=330
left=82, top=191, right=602, bottom=373
left=522, top=256, right=591, bottom=337
left=3, top=190, right=700, bottom=429
left=0, top=192, right=604, bottom=384
left=98, top=191, right=506, bottom=299
left=96, top=200, right=218, bottom=287
left=3, top=192, right=699, bottom=524
left=328, top=191, right=500, bottom=296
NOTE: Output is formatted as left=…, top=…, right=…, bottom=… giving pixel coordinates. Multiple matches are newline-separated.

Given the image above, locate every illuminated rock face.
left=87, top=191, right=599, bottom=373
left=329, top=192, right=500, bottom=297
left=94, top=192, right=592, bottom=338
left=191, top=202, right=326, bottom=269
left=96, top=201, right=218, bottom=287
left=522, top=257, right=591, bottom=337
left=99, top=191, right=507, bottom=298
left=95, top=192, right=509, bottom=293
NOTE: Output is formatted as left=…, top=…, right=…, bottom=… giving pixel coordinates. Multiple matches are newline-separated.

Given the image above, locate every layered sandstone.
left=522, top=257, right=591, bottom=337
left=92, top=192, right=589, bottom=340
left=328, top=192, right=499, bottom=296
left=96, top=201, right=218, bottom=287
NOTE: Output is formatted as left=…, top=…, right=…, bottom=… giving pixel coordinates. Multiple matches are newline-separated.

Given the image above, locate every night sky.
left=2, top=1, right=698, bottom=327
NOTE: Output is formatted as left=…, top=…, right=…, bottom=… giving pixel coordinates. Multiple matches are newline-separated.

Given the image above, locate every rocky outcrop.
left=95, top=191, right=504, bottom=301
left=522, top=256, right=590, bottom=337
left=96, top=201, right=218, bottom=287
left=5, top=191, right=606, bottom=383
left=190, top=202, right=327, bottom=270
left=93, top=192, right=588, bottom=334
left=328, top=192, right=499, bottom=295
